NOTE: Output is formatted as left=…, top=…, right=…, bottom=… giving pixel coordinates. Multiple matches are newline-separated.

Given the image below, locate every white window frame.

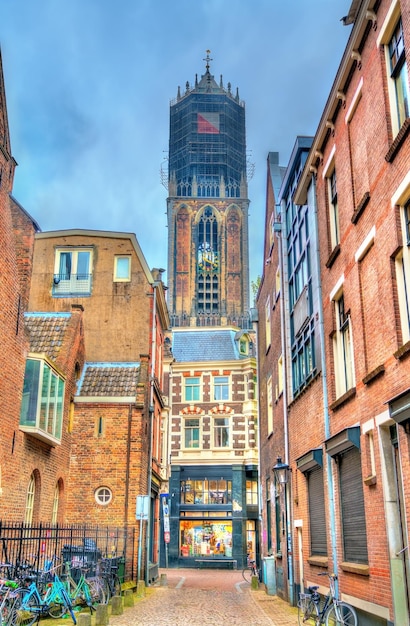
left=213, top=375, right=230, bottom=401
left=213, top=416, right=230, bottom=448
left=184, top=376, right=201, bottom=402
left=265, top=295, right=271, bottom=350
left=95, top=486, right=112, bottom=506
left=393, top=175, right=410, bottom=344
left=52, top=482, right=60, bottom=525
left=114, top=255, right=131, bottom=282
left=277, top=354, right=284, bottom=399
left=332, top=290, right=355, bottom=397
left=267, top=376, right=273, bottom=435
left=24, top=474, right=35, bottom=524
left=53, top=248, right=93, bottom=296
left=183, top=417, right=201, bottom=449
left=323, top=146, right=339, bottom=249
left=378, top=1, right=410, bottom=137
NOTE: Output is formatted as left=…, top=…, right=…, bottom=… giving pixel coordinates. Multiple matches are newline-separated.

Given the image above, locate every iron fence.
left=0, top=521, right=128, bottom=582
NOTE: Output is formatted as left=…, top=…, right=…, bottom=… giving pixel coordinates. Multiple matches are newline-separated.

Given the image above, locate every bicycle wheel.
left=13, top=590, right=39, bottom=626
left=87, top=578, right=106, bottom=605
left=242, top=566, right=252, bottom=583
left=325, top=601, right=357, bottom=626
left=60, top=588, right=76, bottom=626
left=110, top=575, right=121, bottom=598
left=298, top=595, right=320, bottom=626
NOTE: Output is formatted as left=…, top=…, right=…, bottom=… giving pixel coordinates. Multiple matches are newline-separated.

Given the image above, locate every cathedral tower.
left=166, top=53, right=250, bottom=327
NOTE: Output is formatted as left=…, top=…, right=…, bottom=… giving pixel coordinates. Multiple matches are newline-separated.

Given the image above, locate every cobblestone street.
left=108, top=569, right=299, bottom=626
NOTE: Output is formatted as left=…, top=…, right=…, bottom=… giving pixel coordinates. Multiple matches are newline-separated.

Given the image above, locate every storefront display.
left=179, top=520, right=233, bottom=558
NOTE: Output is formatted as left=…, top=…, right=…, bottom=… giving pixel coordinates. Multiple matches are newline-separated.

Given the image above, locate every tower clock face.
left=198, top=242, right=218, bottom=271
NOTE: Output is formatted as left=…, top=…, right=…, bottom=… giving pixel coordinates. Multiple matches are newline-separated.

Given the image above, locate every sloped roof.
left=24, top=312, right=72, bottom=361
left=172, top=328, right=245, bottom=362
left=77, top=362, right=140, bottom=397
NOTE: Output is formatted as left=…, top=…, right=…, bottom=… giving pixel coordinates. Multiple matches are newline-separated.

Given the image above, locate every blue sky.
left=1, top=1, right=352, bottom=288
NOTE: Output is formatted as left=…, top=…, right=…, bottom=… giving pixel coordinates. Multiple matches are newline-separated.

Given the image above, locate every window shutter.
left=308, top=467, right=327, bottom=556
left=339, top=447, right=368, bottom=563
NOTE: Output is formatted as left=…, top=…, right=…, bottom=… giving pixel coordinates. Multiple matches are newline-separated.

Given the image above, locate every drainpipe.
left=145, top=280, right=158, bottom=586
left=277, top=209, right=294, bottom=606
left=310, top=177, right=339, bottom=593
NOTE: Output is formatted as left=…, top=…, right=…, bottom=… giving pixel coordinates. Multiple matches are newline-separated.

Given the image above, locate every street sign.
left=136, top=495, right=149, bottom=520
left=164, top=531, right=170, bottom=544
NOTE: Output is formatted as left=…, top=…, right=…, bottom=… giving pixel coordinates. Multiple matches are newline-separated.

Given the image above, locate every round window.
left=95, top=487, right=112, bottom=506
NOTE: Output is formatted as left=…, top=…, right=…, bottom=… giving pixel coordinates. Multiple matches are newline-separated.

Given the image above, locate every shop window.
left=180, top=520, right=233, bottom=558
left=180, top=479, right=232, bottom=505
left=213, top=417, right=230, bottom=447
left=185, top=377, right=200, bottom=402
left=53, top=248, right=92, bottom=296
left=213, top=376, right=229, bottom=401
left=184, top=418, right=200, bottom=449
left=246, top=480, right=258, bottom=505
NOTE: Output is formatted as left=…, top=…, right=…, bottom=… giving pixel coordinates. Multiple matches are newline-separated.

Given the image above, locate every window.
left=267, top=376, right=273, bottom=435
left=328, top=168, right=340, bottom=249
left=24, top=474, right=35, bottom=524
left=265, top=295, right=271, bottom=350
left=379, top=6, right=410, bottom=136
left=333, top=293, right=355, bottom=397
left=20, top=357, right=65, bottom=445
left=276, top=355, right=283, bottom=399
left=180, top=479, right=232, bottom=505
left=307, top=467, right=327, bottom=556
left=246, top=480, right=258, bottom=505
left=184, top=418, right=200, bottom=448
left=213, top=376, right=229, bottom=401
left=51, top=481, right=60, bottom=525
left=213, top=417, right=230, bottom=447
left=185, top=377, right=200, bottom=402
left=338, top=447, right=368, bottom=563
left=53, top=248, right=92, bottom=296
left=395, top=199, right=410, bottom=343
left=266, top=479, right=272, bottom=554
left=292, top=320, right=315, bottom=396
left=179, top=520, right=232, bottom=558
left=197, top=207, right=219, bottom=313
left=95, top=487, right=112, bottom=505
left=114, top=256, right=131, bottom=282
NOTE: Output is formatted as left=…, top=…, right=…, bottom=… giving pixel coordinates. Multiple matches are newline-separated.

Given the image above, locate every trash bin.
left=61, top=545, right=102, bottom=582
left=263, top=556, right=276, bottom=595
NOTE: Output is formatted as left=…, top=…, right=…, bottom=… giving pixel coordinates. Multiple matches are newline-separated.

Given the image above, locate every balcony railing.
left=53, top=273, right=92, bottom=296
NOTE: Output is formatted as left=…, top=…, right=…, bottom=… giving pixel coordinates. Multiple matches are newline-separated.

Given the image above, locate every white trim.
left=377, top=0, right=400, bottom=46
left=391, top=171, right=410, bottom=207
left=329, top=274, right=344, bottom=302
left=345, top=77, right=363, bottom=124
left=322, top=144, right=336, bottom=179
left=375, top=409, right=392, bottom=427
left=362, top=418, right=374, bottom=435
left=355, top=226, right=376, bottom=262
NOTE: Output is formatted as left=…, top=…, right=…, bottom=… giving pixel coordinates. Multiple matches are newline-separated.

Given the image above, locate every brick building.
left=258, top=1, right=410, bottom=624
left=28, top=231, right=170, bottom=582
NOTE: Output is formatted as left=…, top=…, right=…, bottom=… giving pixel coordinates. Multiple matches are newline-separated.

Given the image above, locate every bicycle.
left=297, top=572, right=357, bottom=625
left=15, top=571, right=77, bottom=626
left=61, top=562, right=102, bottom=613
left=97, top=558, right=121, bottom=601
left=242, top=555, right=260, bottom=583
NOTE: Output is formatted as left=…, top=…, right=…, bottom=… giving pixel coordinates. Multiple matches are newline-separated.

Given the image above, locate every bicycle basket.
left=298, top=593, right=312, bottom=608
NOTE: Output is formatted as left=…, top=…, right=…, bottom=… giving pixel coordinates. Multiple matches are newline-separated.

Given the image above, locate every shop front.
left=162, top=464, right=258, bottom=569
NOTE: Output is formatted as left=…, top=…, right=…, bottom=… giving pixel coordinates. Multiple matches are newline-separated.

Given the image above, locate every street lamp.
left=272, top=457, right=290, bottom=486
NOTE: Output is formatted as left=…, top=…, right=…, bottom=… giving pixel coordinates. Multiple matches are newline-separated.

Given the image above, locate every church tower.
left=166, top=52, right=250, bottom=327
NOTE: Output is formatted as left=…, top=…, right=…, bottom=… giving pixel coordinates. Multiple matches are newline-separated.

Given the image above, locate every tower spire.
left=203, top=49, right=212, bottom=72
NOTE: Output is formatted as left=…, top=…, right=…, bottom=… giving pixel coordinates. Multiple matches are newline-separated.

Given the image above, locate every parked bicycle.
left=297, top=572, right=357, bottom=625
left=242, top=554, right=260, bottom=583
left=15, top=570, right=77, bottom=626
left=97, top=558, right=122, bottom=601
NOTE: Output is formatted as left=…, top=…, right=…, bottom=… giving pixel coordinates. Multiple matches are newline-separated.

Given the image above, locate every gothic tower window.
left=197, top=207, right=219, bottom=314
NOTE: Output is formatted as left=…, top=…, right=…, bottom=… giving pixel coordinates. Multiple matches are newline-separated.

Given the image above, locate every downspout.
left=310, top=176, right=339, bottom=591
left=277, top=207, right=294, bottom=606
left=145, top=281, right=157, bottom=586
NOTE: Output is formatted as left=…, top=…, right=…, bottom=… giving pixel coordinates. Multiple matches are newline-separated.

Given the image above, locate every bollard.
left=111, top=595, right=123, bottom=615
left=160, top=573, right=168, bottom=587
left=123, top=588, right=134, bottom=607
left=77, top=615, right=92, bottom=626
left=136, top=580, right=146, bottom=597
left=251, top=575, right=259, bottom=590
left=95, top=603, right=109, bottom=626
